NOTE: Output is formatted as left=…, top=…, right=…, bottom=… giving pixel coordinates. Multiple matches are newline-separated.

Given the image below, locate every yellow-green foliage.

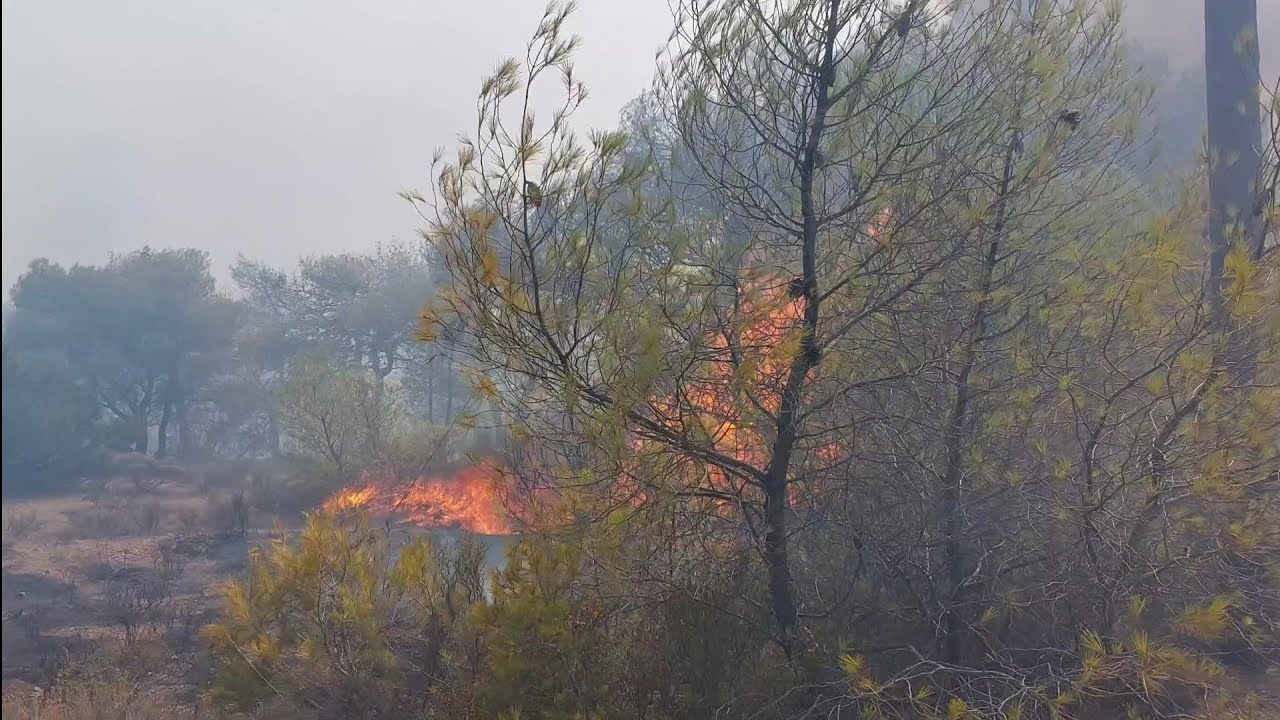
left=1176, top=597, right=1236, bottom=642
left=3, top=682, right=183, bottom=720
left=470, top=540, right=610, bottom=719
left=205, top=510, right=486, bottom=715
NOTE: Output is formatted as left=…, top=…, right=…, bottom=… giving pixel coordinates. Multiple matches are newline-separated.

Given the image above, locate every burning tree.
left=409, top=0, right=1277, bottom=714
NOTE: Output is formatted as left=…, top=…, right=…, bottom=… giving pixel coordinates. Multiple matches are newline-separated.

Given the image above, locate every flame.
left=638, top=208, right=889, bottom=508
left=323, top=210, right=889, bottom=532
left=651, top=277, right=809, bottom=508
left=322, top=464, right=513, bottom=535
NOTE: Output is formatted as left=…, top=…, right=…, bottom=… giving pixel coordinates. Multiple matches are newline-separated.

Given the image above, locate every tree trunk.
left=267, top=408, right=282, bottom=458
left=177, top=397, right=192, bottom=458
left=157, top=400, right=172, bottom=457
left=426, top=355, right=435, bottom=424
left=132, top=415, right=148, bottom=454
left=756, top=0, right=843, bottom=658
left=371, top=346, right=391, bottom=400
left=1204, top=1, right=1264, bottom=296
left=937, top=131, right=1019, bottom=664
left=444, top=357, right=455, bottom=423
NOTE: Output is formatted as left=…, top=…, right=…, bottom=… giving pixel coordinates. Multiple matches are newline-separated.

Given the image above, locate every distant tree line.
left=1, top=242, right=470, bottom=495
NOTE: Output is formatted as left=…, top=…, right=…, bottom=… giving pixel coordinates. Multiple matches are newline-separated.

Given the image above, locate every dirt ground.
left=1, top=463, right=515, bottom=701
left=0, top=466, right=292, bottom=696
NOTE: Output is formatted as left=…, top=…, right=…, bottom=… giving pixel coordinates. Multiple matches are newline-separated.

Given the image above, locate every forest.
left=2, top=1, right=1278, bottom=718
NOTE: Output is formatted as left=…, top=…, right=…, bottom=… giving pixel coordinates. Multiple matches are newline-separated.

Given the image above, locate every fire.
left=322, top=464, right=513, bottom=535
left=323, top=209, right=888, bottom=532
left=639, top=208, right=889, bottom=506
left=635, top=273, right=814, bottom=511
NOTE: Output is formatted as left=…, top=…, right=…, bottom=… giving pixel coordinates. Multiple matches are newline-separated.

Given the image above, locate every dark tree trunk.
left=132, top=416, right=148, bottom=454
left=177, top=398, right=192, bottom=458
left=267, top=409, right=282, bottom=458
left=157, top=401, right=172, bottom=457
left=938, top=132, right=1019, bottom=665
left=444, top=357, right=455, bottom=423
left=1204, top=1, right=1264, bottom=288
left=1204, top=0, right=1265, bottom=384
left=426, top=354, right=435, bottom=424
left=756, top=0, right=843, bottom=658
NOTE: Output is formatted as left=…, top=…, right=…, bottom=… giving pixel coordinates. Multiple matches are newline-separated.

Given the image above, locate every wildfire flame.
left=639, top=208, right=890, bottom=507
left=323, top=210, right=888, bottom=531
left=322, top=464, right=513, bottom=535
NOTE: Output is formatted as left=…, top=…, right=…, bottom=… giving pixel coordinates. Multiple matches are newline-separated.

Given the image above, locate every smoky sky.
left=1, top=0, right=670, bottom=292
left=2, top=0, right=1277, bottom=294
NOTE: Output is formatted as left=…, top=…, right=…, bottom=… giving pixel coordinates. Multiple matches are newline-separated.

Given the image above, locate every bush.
left=152, top=540, right=186, bottom=583
left=277, top=354, right=398, bottom=484
left=4, top=507, right=43, bottom=540
left=470, top=541, right=613, bottom=718
left=207, top=492, right=248, bottom=537
left=2, top=679, right=181, bottom=720
left=63, top=498, right=164, bottom=538
left=174, top=508, right=200, bottom=533
left=104, top=574, right=171, bottom=647
left=205, top=510, right=486, bottom=718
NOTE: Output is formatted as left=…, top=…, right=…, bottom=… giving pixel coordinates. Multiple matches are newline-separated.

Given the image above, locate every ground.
left=0, top=462, right=515, bottom=707
left=0, top=464, right=290, bottom=701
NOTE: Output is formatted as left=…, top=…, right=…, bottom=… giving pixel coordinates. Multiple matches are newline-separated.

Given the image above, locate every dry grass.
left=2, top=461, right=298, bottom=697
left=3, top=680, right=190, bottom=720
left=4, top=509, right=44, bottom=542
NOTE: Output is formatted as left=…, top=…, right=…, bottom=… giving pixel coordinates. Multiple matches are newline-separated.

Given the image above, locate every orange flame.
left=322, top=464, right=513, bottom=535
left=324, top=210, right=887, bottom=531
left=639, top=208, right=889, bottom=507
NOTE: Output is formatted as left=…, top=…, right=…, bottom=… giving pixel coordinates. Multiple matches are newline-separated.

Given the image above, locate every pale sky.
left=0, top=0, right=671, bottom=292
left=2, top=1, right=1276, bottom=294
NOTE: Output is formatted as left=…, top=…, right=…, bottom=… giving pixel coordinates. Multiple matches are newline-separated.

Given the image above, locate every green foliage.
left=3, top=248, right=238, bottom=484
left=402, top=1, right=1280, bottom=718
left=5, top=2, right=1277, bottom=720
left=206, top=510, right=487, bottom=718
left=277, top=353, right=403, bottom=483
left=470, top=541, right=608, bottom=719
left=1, top=343, right=102, bottom=494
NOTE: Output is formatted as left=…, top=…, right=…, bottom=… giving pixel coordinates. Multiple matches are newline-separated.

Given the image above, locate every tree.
left=470, top=540, right=611, bottom=718
left=1, top=342, right=100, bottom=494
left=412, top=1, right=1277, bottom=715
left=1204, top=0, right=1267, bottom=272
left=277, top=353, right=402, bottom=483
left=233, top=242, right=445, bottom=397
left=4, top=249, right=238, bottom=458
left=1202, top=1, right=1276, bottom=390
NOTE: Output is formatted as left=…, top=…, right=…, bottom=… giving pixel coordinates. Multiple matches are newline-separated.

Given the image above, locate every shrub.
left=2, top=679, right=180, bottom=720
left=174, top=508, right=200, bottom=533
left=205, top=510, right=486, bottom=718
left=104, top=574, right=171, bottom=647
left=152, top=540, right=186, bottom=583
left=63, top=498, right=165, bottom=539
left=4, top=507, right=43, bottom=541
left=207, top=491, right=248, bottom=537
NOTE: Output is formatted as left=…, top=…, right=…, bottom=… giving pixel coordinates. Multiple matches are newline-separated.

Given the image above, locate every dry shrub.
left=2, top=657, right=308, bottom=720
left=2, top=649, right=221, bottom=720
left=104, top=574, right=171, bottom=647
left=245, top=473, right=282, bottom=514
left=244, top=473, right=328, bottom=517
left=158, top=597, right=212, bottom=654
left=2, top=680, right=181, bottom=720
left=4, top=508, right=44, bottom=541
left=152, top=540, right=186, bottom=583
left=63, top=498, right=164, bottom=539
left=174, top=508, right=200, bottom=533
left=207, top=492, right=247, bottom=537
